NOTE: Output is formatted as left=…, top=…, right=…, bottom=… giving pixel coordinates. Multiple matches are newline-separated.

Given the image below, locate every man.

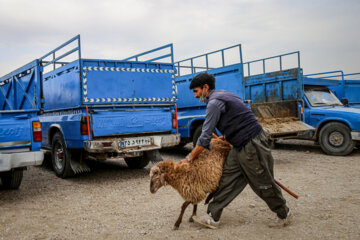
left=181, top=72, right=293, bottom=229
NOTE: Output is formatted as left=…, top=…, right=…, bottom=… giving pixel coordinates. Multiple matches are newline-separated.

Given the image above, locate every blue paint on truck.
left=0, top=60, right=44, bottom=189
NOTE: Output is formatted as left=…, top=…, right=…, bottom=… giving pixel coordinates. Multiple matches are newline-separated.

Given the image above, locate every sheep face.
left=150, top=165, right=166, bottom=194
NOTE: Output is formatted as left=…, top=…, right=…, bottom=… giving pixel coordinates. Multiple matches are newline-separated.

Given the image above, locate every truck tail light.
left=300, top=107, right=304, bottom=121
left=32, top=121, right=42, bottom=142
left=172, top=104, right=179, bottom=134
left=172, top=112, right=177, bottom=128
left=81, top=116, right=88, bottom=135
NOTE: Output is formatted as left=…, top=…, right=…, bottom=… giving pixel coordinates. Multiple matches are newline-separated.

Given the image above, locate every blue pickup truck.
left=0, top=61, right=44, bottom=189
left=301, top=73, right=360, bottom=155
left=174, top=45, right=360, bottom=156
left=2, top=35, right=180, bottom=178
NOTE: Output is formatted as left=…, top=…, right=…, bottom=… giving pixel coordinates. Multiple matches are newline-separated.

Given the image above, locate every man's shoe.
left=268, top=210, right=294, bottom=228
left=192, top=213, right=220, bottom=229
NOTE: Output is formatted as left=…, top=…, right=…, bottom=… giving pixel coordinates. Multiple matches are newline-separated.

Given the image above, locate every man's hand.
left=212, top=133, right=225, bottom=140
left=180, top=155, right=191, bottom=164
left=180, top=159, right=188, bottom=164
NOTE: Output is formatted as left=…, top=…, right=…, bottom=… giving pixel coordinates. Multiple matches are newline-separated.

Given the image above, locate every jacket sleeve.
left=196, top=99, right=225, bottom=149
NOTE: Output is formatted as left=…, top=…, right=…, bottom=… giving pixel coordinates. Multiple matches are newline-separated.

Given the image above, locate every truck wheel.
left=51, top=132, right=75, bottom=178
left=319, top=122, right=355, bottom=156
left=193, top=125, right=203, bottom=147
left=124, top=156, right=150, bottom=169
left=1, top=169, right=23, bottom=189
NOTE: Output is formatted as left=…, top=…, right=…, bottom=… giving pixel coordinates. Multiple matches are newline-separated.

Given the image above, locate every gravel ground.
left=1, top=140, right=360, bottom=240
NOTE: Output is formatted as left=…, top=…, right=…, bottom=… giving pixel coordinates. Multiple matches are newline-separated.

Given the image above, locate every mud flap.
left=69, top=150, right=91, bottom=174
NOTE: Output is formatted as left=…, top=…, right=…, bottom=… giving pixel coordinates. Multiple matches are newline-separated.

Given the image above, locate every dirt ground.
left=1, top=140, right=360, bottom=240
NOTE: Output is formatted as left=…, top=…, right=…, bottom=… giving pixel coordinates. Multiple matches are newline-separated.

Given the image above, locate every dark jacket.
left=210, top=90, right=262, bottom=149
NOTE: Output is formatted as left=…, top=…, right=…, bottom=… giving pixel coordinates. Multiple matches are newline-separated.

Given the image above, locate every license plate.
left=119, top=137, right=152, bottom=148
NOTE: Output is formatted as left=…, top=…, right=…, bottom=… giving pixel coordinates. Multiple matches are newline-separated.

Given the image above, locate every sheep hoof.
left=172, top=225, right=179, bottom=230
left=189, top=217, right=194, bottom=223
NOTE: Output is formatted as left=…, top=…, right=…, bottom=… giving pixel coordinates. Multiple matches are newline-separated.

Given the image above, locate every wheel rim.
left=328, top=131, right=344, bottom=147
left=54, top=142, right=65, bottom=171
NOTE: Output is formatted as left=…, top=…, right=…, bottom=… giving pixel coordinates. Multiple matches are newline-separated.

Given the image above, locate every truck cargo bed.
left=251, top=100, right=313, bottom=137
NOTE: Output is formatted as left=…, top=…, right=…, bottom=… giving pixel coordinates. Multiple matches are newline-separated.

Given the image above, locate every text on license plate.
left=119, top=137, right=152, bottom=148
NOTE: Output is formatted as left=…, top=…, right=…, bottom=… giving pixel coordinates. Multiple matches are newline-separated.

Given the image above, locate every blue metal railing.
left=304, top=70, right=344, bottom=80
left=175, top=44, right=242, bottom=77
left=122, top=44, right=174, bottom=64
left=244, top=51, right=300, bottom=76
left=342, top=72, right=360, bottom=79
left=305, top=71, right=360, bottom=80
left=39, top=35, right=81, bottom=70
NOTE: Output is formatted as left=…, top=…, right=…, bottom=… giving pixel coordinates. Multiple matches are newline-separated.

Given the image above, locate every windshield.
left=305, top=88, right=343, bottom=107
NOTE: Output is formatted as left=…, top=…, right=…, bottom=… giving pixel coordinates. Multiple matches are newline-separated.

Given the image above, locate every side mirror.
left=341, top=98, right=349, bottom=105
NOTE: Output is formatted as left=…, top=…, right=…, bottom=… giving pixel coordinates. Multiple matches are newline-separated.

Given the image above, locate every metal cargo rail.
left=175, top=44, right=242, bottom=77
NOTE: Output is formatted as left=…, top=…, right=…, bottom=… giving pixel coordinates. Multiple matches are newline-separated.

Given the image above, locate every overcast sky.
left=0, top=0, right=359, bottom=77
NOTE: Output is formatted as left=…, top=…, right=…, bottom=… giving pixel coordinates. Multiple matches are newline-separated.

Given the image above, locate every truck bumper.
left=0, top=151, right=44, bottom=172
left=351, top=131, right=360, bottom=141
left=83, top=134, right=181, bottom=155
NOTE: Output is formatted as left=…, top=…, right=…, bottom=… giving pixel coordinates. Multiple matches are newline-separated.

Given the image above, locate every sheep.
left=149, top=137, right=232, bottom=229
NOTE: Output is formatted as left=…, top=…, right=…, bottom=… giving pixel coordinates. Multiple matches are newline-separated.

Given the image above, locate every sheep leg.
left=173, top=201, right=191, bottom=230
left=189, top=204, right=197, bottom=222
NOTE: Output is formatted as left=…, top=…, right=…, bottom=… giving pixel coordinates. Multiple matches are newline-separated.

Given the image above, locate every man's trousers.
left=208, top=130, right=289, bottom=221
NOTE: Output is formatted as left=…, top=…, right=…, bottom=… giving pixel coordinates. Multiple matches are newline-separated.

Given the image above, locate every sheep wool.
left=151, top=138, right=232, bottom=204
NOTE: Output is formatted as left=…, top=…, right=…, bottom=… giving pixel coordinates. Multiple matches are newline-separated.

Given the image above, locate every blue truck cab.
left=0, top=60, right=44, bottom=189
left=3, top=35, right=180, bottom=178
left=301, top=74, right=360, bottom=155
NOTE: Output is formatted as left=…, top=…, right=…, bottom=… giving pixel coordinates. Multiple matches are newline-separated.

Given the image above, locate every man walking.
left=181, top=72, right=293, bottom=229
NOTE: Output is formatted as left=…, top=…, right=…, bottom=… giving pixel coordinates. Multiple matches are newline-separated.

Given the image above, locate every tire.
left=192, top=125, right=203, bottom=147
left=124, top=156, right=150, bottom=169
left=319, top=122, right=355, bottom=156
left=51, top=132, right=75, bottom=178
left=1, top=169, right=23, bottom=189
